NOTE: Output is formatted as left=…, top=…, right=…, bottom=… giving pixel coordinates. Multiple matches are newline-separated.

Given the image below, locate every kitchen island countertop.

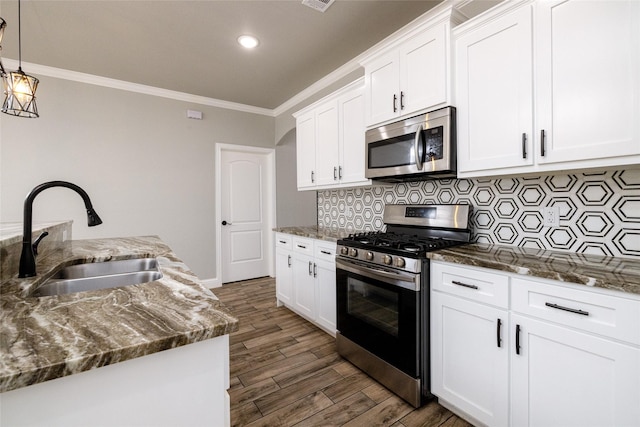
left=0, top=235, right=239, bottom=393
left=429, top=243, right=640, bottom=296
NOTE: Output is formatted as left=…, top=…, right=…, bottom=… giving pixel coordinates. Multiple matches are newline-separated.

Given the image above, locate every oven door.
left=336, top=257, right=420, bottom=377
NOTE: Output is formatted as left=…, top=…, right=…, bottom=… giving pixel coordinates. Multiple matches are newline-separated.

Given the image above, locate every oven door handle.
left=414, top=123, right=424, bottom=171
left=336, top=258, right=420, bottom=291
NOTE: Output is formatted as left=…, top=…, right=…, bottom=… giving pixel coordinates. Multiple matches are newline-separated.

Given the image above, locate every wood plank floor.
left=214, top=276, right=473, bottom=427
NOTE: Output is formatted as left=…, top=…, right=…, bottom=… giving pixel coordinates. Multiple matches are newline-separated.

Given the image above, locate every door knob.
left=222, top=220, right=232, bottom=226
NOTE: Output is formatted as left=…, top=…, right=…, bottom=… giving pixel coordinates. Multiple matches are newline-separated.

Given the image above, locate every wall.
left=0, top=75, right=275, bottom=280
left=318, top=169, right=640, bottom=258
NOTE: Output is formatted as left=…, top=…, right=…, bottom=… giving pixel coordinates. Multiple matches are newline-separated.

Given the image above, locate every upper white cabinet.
left=294, top=79, right=370, bottom=191
left=362, top=6, right=463, bottom=127
left=455, top=0, right=640, bottom=178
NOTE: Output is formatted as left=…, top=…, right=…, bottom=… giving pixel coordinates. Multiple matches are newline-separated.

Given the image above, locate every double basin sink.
left=31, top=258, right=163, bottom=297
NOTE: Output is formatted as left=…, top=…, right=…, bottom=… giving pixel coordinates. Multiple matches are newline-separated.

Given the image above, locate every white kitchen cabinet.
left=455, top=4, right=534, bottom=173
left=293, top=79, right=370, bottom=191
left=510, top=276, right=640, bottom=427
left=511, top=314, right=640, bottom=427
left=274, top=233, right=337, bottom=335
left=314, top=241, right=337, bottom=334
left=295, top=111, right=316, bottom=189
left=275, top=233, right=293, bottom=306
left=363, top=20, right=450, bottom=126
left=431, top=262, right=510, bottom=427
left=455, top=0, right=640, bottom=178
left=292, top=237, right=317, bottom=320
left=431, top=261, right=640, bottom=427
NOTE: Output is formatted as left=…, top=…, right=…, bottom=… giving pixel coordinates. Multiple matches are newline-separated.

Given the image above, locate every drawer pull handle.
left=320, top=250, right=332, bottom=255
left=297, top=244, right=307, bottom=249
left=545, top=302, right=589, bottom=316
left=515, top=324, right=521, bottom=355
left=452, top=280, right=479, bottom=290
left=497, top=318, right=502, bottom=348
left=279, top=240, right=287, bottom=244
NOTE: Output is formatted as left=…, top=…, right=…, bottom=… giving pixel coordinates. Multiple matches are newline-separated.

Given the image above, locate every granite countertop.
left=429, top=243, right=640, bottom=296
left=0, top=236, right=239, bottom=393
left=273, top=226, right=352, bottom=242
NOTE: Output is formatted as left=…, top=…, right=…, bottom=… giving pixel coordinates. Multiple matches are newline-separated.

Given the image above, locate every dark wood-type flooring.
left=214, top=276, right=473, bottom=427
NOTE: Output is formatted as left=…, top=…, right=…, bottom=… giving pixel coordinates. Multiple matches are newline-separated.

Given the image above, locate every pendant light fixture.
left=1, top=0, right=39, bottom=118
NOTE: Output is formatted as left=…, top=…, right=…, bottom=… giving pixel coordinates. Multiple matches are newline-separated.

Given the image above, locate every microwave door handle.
left=414, top=123, right=424, bottom=171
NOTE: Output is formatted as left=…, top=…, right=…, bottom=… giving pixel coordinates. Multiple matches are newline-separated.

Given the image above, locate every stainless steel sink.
left=31, top=258, right=163, bottom=297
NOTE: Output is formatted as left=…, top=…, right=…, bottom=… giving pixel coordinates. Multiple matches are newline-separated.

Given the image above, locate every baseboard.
left=201, top=278, right=222, bottom=289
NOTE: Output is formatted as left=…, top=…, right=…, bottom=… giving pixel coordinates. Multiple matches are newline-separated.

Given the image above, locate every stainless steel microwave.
left=365, top=107, right=456, bottom=182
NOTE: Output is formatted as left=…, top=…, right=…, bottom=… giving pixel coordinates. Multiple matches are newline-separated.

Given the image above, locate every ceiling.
left=0, top=1, right=495, bottom=111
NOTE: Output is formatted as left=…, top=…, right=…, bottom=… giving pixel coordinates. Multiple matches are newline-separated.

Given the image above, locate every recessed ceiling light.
left=237, top=35, right=259, bottom=49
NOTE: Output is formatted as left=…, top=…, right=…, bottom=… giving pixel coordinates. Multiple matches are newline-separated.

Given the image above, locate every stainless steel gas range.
left=335, top=204, right=472, bottom=407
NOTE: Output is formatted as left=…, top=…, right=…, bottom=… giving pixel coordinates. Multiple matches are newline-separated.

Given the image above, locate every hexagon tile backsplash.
left=318, top=169, right=640, bottom=258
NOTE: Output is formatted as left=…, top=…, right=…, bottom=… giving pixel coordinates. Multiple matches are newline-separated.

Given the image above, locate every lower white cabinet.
left=274, top=233, right=336, bottom=335
left=431, top=260, right=640, bottom=427
left=511, top=313, right=640, bottom=427
left=431, top=262, right=510, bottom=427
left=275, top=234, right=293, bottom=306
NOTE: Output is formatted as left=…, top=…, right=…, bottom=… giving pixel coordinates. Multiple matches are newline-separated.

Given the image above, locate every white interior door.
left=220, top=146, right=273, bottom=283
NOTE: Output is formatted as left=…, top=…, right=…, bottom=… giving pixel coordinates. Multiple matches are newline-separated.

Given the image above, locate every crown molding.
left=1, top=58, right=275, bottom=117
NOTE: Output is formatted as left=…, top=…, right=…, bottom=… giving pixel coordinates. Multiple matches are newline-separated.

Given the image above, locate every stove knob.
left=366, top=251, right=374, bottom=261
left=349, top=248, right=358, bottom=257
left=382, top=255, right=392, bottom=265
left=395, top=257, right=406, bottom=268
left=340, top=246, right=349, bottom=256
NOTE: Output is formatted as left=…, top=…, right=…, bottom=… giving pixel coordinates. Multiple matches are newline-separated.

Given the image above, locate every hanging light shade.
left=2, top=67, right=38, bottom=117
left=1, top=0, right=39, bottom=118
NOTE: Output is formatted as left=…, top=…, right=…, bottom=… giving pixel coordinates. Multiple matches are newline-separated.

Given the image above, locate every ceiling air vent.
left=302, top=0, right=335, bottom=13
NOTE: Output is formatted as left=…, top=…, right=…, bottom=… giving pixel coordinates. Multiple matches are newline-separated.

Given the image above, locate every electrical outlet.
left=543, top=206, right=560, bottom=227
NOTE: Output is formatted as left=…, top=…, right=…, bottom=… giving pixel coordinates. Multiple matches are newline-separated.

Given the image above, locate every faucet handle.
left=32, top=231, right=49, bottom=256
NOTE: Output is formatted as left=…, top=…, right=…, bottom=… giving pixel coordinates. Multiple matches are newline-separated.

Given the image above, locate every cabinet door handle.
left=452, top=280, right=479, bottom=290
left=287, top=255, right=291, bottom=267
left=393, top=94, right=398, bottom=112
left=334, top=166, right=338, bottom=180
left=522, top=133, right=527, bottom=159
left=400, top=91, right=405, bottom=110
left=313, top=263, right=317, bottom=277
left=497, top=318, right=502, bottom=348
left=545, top=302, right=589, bottom=316
left=540, top=129, right=546, bottom=157
left=515, top=324, right=521, bottom=355
left=339, top=166, right=343, bottom=179
left=320, top=250, right=332, bottom=255
left=311, top=171, right=315, bottom=183
left=308, top=261, right=313, bottom=276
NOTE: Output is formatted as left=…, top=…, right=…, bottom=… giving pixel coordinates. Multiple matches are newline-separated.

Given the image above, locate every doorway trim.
left=210, top=143, right=276, bottom=288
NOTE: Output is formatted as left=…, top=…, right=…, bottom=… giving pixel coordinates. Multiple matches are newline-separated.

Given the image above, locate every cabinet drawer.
left=292, top=237, right=314, bottom=255
left=512, top=277, right=640, bottom=346
left=431, top=261, right=509, bottom=309
left=275, top=233, right=292, bottom=250
left=314, top=241, right=337, bottom=262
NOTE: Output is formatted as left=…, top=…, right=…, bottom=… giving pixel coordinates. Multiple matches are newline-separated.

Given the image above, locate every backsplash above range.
left=318, top=169, right=640, bottom=258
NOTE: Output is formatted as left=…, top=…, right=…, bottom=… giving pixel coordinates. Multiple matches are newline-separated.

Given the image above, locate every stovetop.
left=339, top=231, right=466, bottom=258
left=336, top=204, right=472, bottom=272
